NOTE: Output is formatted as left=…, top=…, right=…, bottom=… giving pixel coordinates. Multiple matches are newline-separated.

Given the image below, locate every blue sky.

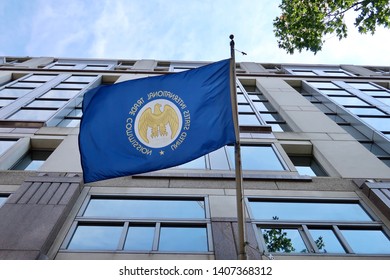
left=1, top=0, right=389, bottom=65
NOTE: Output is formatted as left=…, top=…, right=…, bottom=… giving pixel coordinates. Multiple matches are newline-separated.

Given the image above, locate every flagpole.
left=229, top=34, right=247, bottom=260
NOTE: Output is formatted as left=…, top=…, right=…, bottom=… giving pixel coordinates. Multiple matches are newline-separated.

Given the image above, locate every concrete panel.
left=313, top=140, right=390, bottom=179
left=40, top=135, right=81, bottom=173
left=209, top=195, right=237, bottom=218
left=240, top=62, right=267, bottom=73
left=0, top=204, right=65, bottom=250
left=132, top=59, right=156, bottom=71
left=283, top=110, right=347, bottom=134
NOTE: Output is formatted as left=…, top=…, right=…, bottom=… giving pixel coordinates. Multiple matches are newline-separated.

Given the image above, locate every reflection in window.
left=327, top=96, right=369, bottom=106
left=238, top=114, right=260, bottom=125
left=289, top=156, right=327, bottom=176
left=261, top=228, right=307, bottom=253
left=65, top=75, right=98, bottom=83
left=83, top=197, right=206, bottom=219
left=0, top=88, right=32, bottom=98
left=124, top=226, right=155, bottom=251
left=341, top=229, right=390, bottom=254
left=0, top=195, right=9, bottom=208
left=0, top=139, right=17, bottom=156
left=249, top=200, right=372, bottom=221
left=7, top=109, right=56, bottom=121
left=361, top=117, right=390, bottom=132
left=23, top=74, right=57, bottom=82
left=0, top=99, right=15, bottom=107
left=249, top=198, right=390, bottom=255
left=40, top=89, right=79, bottom=99
left=11, top=150, right=52, bottom=170
left=26, top=100, right=67, bottom=108
left=159, top=226, right=208, bottom=252
left=176, top=156, right=206, bottom=169
left=67, top=224, right=123, bottom=250
left=227, top=145, right=286, bottom=171
left=346, top=83, right=379, bottom=90
left=309, top=229, right=345, bottom=253
left=10, top=81, right=45, bottom=88
left=307, top=82, right=339, bottom=89
left=345, top=107, right=385, bottom=116
left=64, top=196, right=210, bottom=253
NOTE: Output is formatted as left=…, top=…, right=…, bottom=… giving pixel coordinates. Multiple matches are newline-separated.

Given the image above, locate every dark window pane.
left=159, top=226, right=208, bottom=252
left=290, top=156, right=327, bottom=176
left=249, top=201, right=372, bottom=221
left=124, top=226, right=155, bottom=251
left=67, top=225, right=122, bottom=250
left=309, top=229, right=345, bottom=253
left=12, top=150, right=52, bottom=170
left=83, top=198, right=206, bottom=219
left=341, top=229, right=390, bottom=254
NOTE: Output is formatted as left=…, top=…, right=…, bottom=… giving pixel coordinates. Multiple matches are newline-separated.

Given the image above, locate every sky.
left=1, top=0, right=389, bottom=65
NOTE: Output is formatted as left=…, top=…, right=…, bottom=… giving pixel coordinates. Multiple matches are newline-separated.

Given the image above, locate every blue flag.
left=79, top=59, right=236, bottom=183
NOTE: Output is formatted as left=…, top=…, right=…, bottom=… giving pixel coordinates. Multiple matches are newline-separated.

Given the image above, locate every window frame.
left=247, top=196, right=390, bottom=256
left=61, top=194, right=213, bottom=254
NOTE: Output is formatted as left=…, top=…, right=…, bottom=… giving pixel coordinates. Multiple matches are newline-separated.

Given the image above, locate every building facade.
left=0, top=56, right=390, bottom=260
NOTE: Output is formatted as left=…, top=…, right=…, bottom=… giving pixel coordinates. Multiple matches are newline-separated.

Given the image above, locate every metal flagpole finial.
left=230, top=34, right=247, bottom=56
left=230, top=34, right=235, bottom=49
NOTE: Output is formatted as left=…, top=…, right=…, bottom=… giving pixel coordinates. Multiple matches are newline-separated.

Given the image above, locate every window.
left=0, top=194, right=9, bottom=208
left=289, top=156, right=327, bottom=176
left=173, top=145, right=288, bottom=172
left=0, top=88, right=32, bottom=98
left=0, top=139, right=17, bottom=156
left=307, top=81, right=339, bottom=89
left=23, top=74, right=58, bottom=82
left=227, top=145, right=286, bottom=171
left=63, top=196, right=211, bottom=253
left=7, top=109, right=56, bottom=121
left=11, top=150, right=52, bottom=170
left=360, top=117, right=390, bottom=132
left=249, top=198, right=390, bottom=255
left=241, top=82, right=290, bottom=131
left=346, top=82, right=379, bottom=90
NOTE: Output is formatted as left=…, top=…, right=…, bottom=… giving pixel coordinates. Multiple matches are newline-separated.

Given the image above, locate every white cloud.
left=2, top=0, right=390, bottom=66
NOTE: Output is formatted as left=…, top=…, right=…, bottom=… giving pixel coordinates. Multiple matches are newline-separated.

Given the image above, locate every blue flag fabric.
left=79, top=59, right=236, bottom=183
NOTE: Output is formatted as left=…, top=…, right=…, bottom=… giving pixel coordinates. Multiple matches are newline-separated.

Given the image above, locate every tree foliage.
left=273, top=0, right=390, bottom=54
